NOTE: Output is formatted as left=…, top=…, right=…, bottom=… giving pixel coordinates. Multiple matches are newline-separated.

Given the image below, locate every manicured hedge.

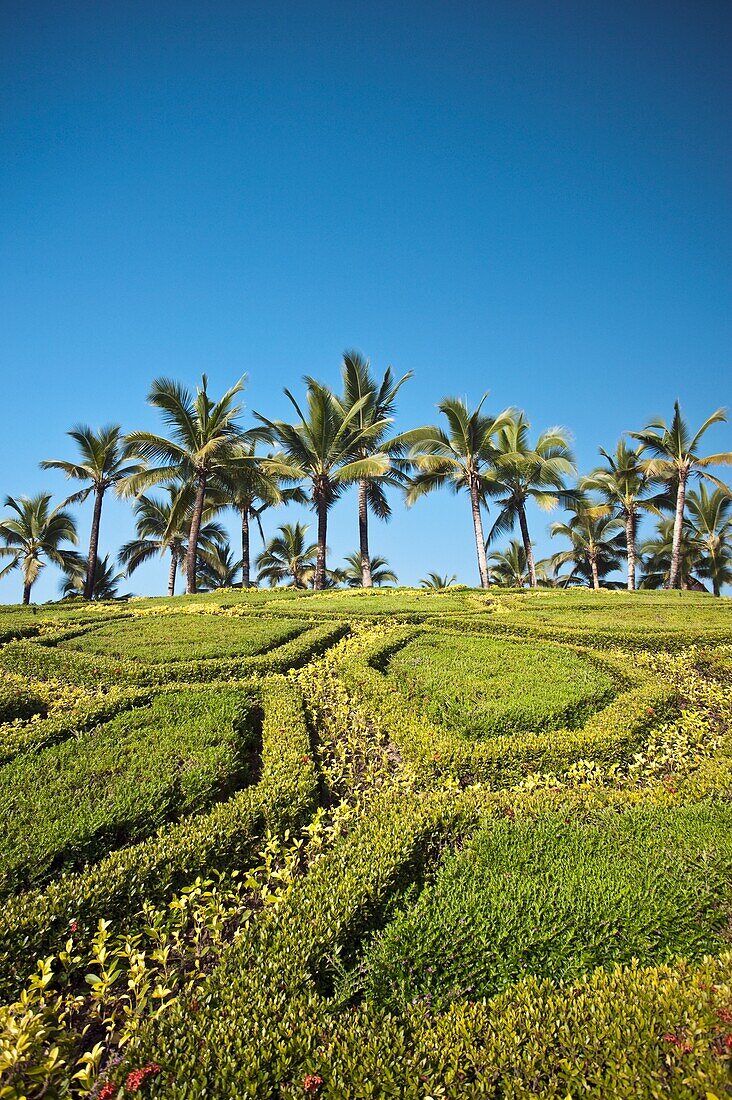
left=0, top=676, right=316, bottom=995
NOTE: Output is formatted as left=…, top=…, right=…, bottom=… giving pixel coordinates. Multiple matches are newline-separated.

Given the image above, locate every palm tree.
left=118, top=485, right=228, bottom=596
left=214, top=441, right=306, bottom=588
left=255, top=379, right=391, bottom=589
left=549, top=505, right=625, bottom=590
left=420, top=572, right=457, bottom=590
left=629, top=403, right=732, bottom=589
left=639, top=518, right=708, bottom=591
left=40, top=425, right=142, bottom=600
left=486, top=539, right=553, bottom=588
left=255, top=522, right=319, bottom=588
left=60, top=554, right=125, bottom=600
left=485, top=412, right=575, bottom=588
left=340, top=351, right=412, bottom=587
left=582, top=441, right=664, bottom=591
left=405, top=395, right=512, bottom=588
left=196, top=543, right=243, bottom=591
left=0, top=494, right=79, bottom=604
left=342, top=552, right=397, bottom=587
left=684, top=485, right=732, bottom=596
left=123, top=376, right=244, bottom=594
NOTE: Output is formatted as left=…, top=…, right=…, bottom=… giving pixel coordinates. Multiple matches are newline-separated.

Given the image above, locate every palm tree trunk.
left=668, top=471, right=688, bottom=590
left=167, top=552, right=178, bottom=597
left=84, top=486, right=104, bottom=600
left=517, top=500, right=537, bottom=588
left=241, top=506, right=251, bottom=588
left=590, top=554, right=600, bottom=591
left=186, top=472, right=207, bottom=595
left=22, top=581, right=32, bottom=605
left=358, top=479, right=373, bottom=588
left=626, top=511, right=636, bottom=591
left=469, top=479, right=489, bottom=589
left=315, top=496, right=328, bottom=591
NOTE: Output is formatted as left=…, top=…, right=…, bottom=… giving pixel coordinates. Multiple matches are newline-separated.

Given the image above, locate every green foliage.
left=388, top=631, right=618, bottom=738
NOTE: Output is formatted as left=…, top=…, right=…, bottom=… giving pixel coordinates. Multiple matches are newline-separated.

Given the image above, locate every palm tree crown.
left=550, top=504, right=625, bottom=590
left=41, top=424, right=141, bottom=600
left=0, top=494, right=79, bottom=604
left=61, top=554, right=125, bottom=600
left=123, top=375, right=245, bottom=594
left=255, top=522, right=319, bottom=588
left=684, top=485, right=732, bottom=596
left=342, top=552, right=397, bottom=587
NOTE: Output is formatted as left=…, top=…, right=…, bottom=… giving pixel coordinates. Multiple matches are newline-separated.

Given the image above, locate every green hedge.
left=0, top=676, right=316, bottom=995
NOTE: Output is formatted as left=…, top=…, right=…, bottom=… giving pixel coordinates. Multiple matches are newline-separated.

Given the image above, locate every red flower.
left=69, top=919, right=78, bottom=934
left=303, top=1074, right=324, bottom=1094
left=98, top=1085, right=116, bottom=1100
left=301, top=754, right=311, bottom=763
left=125, top=1063, right=161, bottom=1092
left=717, top=1007, right=732, bottom=1024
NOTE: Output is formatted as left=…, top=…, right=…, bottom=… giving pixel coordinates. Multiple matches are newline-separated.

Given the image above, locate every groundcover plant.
left=0, top=587, right=731, bottom=1099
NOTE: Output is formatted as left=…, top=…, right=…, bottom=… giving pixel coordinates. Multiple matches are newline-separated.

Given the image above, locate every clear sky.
left=1, top=0, right=730, bottom=601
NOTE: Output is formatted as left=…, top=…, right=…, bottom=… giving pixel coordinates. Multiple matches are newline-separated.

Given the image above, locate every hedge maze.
left=0, top=588, right=731, bottom=1098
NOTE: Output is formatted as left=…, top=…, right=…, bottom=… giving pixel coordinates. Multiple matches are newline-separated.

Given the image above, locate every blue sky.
left=1, top=0, right=730, bottom=601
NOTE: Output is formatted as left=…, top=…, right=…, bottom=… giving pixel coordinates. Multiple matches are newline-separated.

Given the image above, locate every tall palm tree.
left=405, top=395, right=512, bottom=588
left=420, top=572, right=457, bottom=590
left=40, top=425, right=142, bottom=600
left=60, top=554, right=125, bottom=600
left=486, top=538, right=553, bottom=588
left=485, top=412, right=575, bottom=588
left=581, top=441, right=665, bottom=591
left=684, top=484, right=732, bottom=596
left=123, top=376, right=244, bottom=594
left=255, top=379, right=391, bottom=589
left=629, top=403, right=732, bottom=590
left=214, top=440, right=306, bottom=588
left=549, top=505, right=625, bottom=590
left=118, top=485, right=228, bottom=596
left=638, top=518, right=708, bottom=591
left=255, top=522, right=318, bottom=588
left=0, top=494, right=79, bottom=604
left=340, top=351, right=412, bottom=587
left=341, top=551, right=397, bottom=588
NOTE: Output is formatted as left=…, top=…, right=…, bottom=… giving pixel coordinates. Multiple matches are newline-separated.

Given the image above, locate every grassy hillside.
left=0, top=587, right=730, bottom=1099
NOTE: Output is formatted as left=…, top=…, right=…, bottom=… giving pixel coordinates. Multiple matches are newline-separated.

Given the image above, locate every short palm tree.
left=582, top=440, right=664, bottom=591
left=684, top=485, right=732, bottom=596
left=0, top=494, right=79, bottom=604
left=40, top=425, right=141, bottom=600
left=341, top=551, right=397, bottom=587
left=123, top=376, right=244, bottom=593
left=118, top=485, right=228, bottom=596
left=549, top=505, right=625, bottom=590
left=60, top=554, right=125, bottom=600
left=420, top=572, right=457, bottom=590
left=629, top=403, right=732, bottom=589
left=196, top=543, right=243, bottom=591
left=255, top=522, right=319, bottom=588
left=485, top=412, right=576, bottom=587
left=340, top=351, right=412, bottom=587
left=214, top=440, right=306, bottom=587
left=405, top=395, right=512, bottom=588
left=255, top=379, right=391, bottom=589
left=639, top=518, right=708, bottom=591
left=486, top=538, right=553, bottom=588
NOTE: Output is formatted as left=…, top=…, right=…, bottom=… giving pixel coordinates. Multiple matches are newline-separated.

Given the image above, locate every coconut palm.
left=341, top=552, right=398, bottom=587
left=122, top=376, right=244, bottom=594
left=214, top=440, right=306, bottom=588
left=629, top=403, right=732, bottom=589
left=405, top=395, right=512, bottom=588
left=582, top=441, right=664, bottom=591
left=40, top=425, right=142, bottom=600
left=340, top=351, right=412, bottom=586
left=485, top=412, right=576, bottom=588
left=420, top=572, right=457, bottom=590
left=486, top=539, right=553, bottom=588
left=549, top=505, right=625, bottom=590
left=0, top=494, right=79, bottom=604
left=639, top=518, right=708, bottom=591
left=683, top=485, right=732, bottom=596
left=255, top=379, right=391, bottom=589
left=196, top=543, right=243, bottom=591
left=255, top=522, right=319, bottom=588
left=60, top=554, right=125, bottom=600
left=118, top=485, right=228, bottom=596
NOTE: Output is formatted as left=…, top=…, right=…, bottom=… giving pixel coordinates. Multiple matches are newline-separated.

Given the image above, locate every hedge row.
left=0, top=676, right=317, bottom=994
